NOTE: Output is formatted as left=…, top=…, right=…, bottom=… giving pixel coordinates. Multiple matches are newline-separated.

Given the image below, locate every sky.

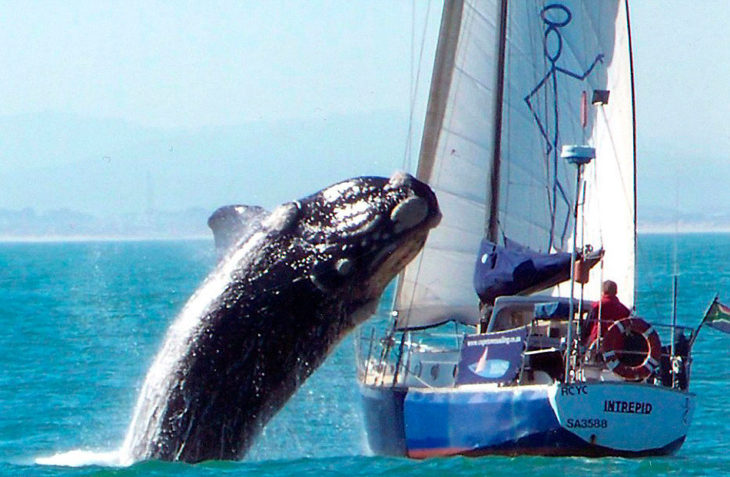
left=630, top=1, right=730, bottom=221
left=0, top=0, right=438, bottom=220
left=0, top=1, right=431, bottom=128
left=1, top=0, right=729, bottom=228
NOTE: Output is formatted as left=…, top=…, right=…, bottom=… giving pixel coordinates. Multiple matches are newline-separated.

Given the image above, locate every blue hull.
left=359, top=383, right=687, bottom=458
left=360, top=385, right=407, bottom=456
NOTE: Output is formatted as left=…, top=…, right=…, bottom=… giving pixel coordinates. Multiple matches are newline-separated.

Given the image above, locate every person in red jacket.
left=584, top=280, right=631, bottom=346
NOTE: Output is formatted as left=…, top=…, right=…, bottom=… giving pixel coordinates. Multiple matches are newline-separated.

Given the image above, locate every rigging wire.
left=406, top=0, right=416, bottom=171
left=637, top=169, right=682, bottom=328
left=402, top=0, right=434, bottom=174
left=673, top=172, right=680, bottom=277
left=672, top=169, right=681, bottom=313
left=395, top=0, right=435, bottom=328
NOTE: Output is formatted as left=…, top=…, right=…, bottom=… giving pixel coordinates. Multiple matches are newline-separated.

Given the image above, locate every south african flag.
left=703, top=299, right=730, bottom=333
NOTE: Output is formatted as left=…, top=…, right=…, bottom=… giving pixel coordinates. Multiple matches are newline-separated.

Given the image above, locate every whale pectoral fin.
left=208, top=205, right=270, bottom=255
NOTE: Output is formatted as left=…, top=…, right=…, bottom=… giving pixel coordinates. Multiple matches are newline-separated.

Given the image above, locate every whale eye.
left=335, top=258, right=353, bottom=276
left=310, top=256, right=355, bottom=292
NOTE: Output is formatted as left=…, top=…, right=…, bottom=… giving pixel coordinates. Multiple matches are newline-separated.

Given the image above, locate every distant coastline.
left=0, top=206, right=729, bottom=242
left=0, top=234, right=210, bottom=243
left=638, top=222, right=730, bottom=235
left=0, top=207, right=212, bottom=242
left=639, top=227, right=730, bottom=235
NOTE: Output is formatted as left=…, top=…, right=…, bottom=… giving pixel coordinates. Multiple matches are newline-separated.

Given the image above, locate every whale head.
left=207, top=171, right=441, bottom=330
left=246, top=172, right=440, bottom=329
left=294, top=172, right=440, bottom=303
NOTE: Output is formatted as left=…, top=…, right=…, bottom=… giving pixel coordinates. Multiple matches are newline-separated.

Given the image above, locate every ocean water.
left=1, top=234, right=730, bottom=476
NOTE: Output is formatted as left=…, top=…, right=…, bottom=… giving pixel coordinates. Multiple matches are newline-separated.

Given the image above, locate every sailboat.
left=355, top=0, right=699, bottom=457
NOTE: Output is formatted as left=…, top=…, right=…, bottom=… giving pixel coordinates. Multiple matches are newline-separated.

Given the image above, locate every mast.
left=394, top=0, right=553, bottom=330
left=486, top=0, right=508, bottom=242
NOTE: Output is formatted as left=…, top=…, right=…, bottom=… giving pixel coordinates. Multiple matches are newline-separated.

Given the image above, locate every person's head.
left=602, top=280, right=618, bottom=297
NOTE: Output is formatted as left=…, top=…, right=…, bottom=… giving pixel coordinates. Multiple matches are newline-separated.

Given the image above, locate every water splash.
left=118, top=233, right=267, bottom=463
left=35, top=449, right=122, bottom=467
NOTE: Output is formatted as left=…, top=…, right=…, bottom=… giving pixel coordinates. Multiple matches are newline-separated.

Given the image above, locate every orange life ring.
left=601, top=317, right=661, bottom=381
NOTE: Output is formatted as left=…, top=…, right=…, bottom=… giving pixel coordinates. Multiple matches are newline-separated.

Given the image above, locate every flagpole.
left=671, top=275, right=678, bottom=388
left=689, top=294, right=719, bottom=348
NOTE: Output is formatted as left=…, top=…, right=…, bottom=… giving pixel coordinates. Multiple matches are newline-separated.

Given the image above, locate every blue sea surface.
left=1, top=234, right=730, bottom=475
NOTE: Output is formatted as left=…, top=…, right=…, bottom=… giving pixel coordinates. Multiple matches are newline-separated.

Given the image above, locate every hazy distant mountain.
left=0, top=207, right=211, bottom=240
left=638, top=206, right=730, bottom=234
left=2, top=111, right=729, bottom=238
left=0, top=111, right=414, bottom=237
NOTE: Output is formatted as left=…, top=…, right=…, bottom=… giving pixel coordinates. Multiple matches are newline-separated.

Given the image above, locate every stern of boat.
left=548, top=381, right=695, bottom=455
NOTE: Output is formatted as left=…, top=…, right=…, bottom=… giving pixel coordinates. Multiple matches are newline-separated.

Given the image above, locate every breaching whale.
left=120, top=172, right=441, bottom=463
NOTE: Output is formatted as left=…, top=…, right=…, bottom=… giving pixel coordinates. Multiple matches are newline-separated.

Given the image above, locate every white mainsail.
left=573, top=1, right=636, bottom=307
left=395, top=0, right=636, bottom=329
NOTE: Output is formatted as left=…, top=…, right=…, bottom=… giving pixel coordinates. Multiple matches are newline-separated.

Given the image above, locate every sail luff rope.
left=404, top=0, right=416, bottom=172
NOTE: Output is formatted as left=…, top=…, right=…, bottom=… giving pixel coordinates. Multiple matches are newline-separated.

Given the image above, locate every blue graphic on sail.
left=524, top=3, right=603, bottom=250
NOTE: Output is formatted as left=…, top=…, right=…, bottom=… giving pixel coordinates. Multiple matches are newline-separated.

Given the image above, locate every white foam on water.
left=34, top=449, right=122, bottom=467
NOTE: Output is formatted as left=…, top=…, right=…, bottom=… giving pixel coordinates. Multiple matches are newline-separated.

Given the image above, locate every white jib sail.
left=395, top=0, right=503, bottom=329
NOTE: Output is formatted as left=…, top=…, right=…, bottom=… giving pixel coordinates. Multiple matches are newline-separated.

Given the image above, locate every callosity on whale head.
left=122, top=172, right=440, bottom=463
left=286, top=171, right=441, bottom=313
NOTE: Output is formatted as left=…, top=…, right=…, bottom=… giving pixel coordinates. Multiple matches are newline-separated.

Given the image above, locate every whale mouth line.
left=359, top=227, right=431, bottom=299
